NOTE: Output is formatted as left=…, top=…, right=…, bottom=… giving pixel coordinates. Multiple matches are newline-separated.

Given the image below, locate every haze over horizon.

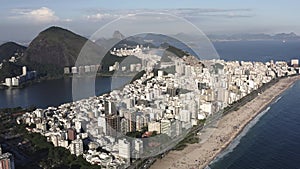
left=1, top=0, right=300, bottom=42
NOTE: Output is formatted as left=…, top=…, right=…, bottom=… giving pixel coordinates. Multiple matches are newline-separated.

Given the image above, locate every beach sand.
left=150, top=76, right=300, bottom=169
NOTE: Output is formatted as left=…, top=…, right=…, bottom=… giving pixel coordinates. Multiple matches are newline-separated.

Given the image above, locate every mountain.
left=0, top=62, right=22, bottom=81
left=23, top=26, right=89, bottom=67
left=139, top=33, right=198, bottom=56
left=207, top=32, right=300, bottom=41
left=22, top=26, right=106, bottom=77
left=273, top=32, right=299, bottom=40
left=95, top=37, right=137, bottom=50
left=112, top=30, right=125, bottom=40
left=95, top=33, right=156, bottom=51
left=0, top=42, right=26, bottom=61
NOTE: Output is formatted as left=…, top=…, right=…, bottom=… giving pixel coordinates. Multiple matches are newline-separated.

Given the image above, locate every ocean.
left=214, top=40, right=300, bottom=62
left=208, top=40, right=300, bottom=169
left=209, top=80, right=300, bottom=169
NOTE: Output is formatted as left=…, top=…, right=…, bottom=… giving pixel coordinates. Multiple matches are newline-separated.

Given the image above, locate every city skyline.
left=1, top=0, right=300, bottom=42
left=1, top=1, right=300, bottom=168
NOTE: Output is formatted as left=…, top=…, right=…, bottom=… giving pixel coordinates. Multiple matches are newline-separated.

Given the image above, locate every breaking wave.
left=209, top=106, right=271, bottom=165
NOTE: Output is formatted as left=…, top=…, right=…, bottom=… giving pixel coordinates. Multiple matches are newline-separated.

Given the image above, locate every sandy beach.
left=150, top=76, right=300, bottom=169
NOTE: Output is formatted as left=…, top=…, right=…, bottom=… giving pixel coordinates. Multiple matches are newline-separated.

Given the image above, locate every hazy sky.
left=1, top=0, right=300, bottom=42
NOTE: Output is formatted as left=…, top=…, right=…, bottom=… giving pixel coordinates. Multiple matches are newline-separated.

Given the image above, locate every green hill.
left=22, top=26, right=105, bottom=77
left=0, top=62, right=22, bottom=81
left=0, top=42, right=26, bottom=61
left=23, top=26, right=88, bottom=67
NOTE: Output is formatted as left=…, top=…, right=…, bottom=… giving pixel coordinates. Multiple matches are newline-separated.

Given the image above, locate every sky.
left=1, top=0, right=300, bottom=43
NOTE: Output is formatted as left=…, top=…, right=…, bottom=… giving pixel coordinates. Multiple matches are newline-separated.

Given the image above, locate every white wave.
left=209, top=106, right=271, bottom=165
left=273, top=96, right=282, bottom=104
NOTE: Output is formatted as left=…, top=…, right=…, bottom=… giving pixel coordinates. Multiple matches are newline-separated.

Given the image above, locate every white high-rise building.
left=58, top=140, right=69, bottom=148
left=84, top=65, right=91, bottom=72
left=69, top=139, right=84, bottom=156
left=130, top=64, right=136, bottom=72
left=200, top=102, right=213, bottom=115
left=291, top=59, right=299, bottom=66
left=170, top=119, right=177, bottom=138
left=118, top=138, right=131, bottom=159
left=71, top=67, right=77, bottom=74
left=148, top=121, right=161, bottom=134
left=161, top=119, right=171, bottom=137
left=180, top=110, right=191, bottom=123
left=11, top=77, right=19, bottom=86
left=64, top=67, right=70, bottom=74
left=114, top=62, right=120, bottom=70
left=97, top=116, right=107, bottom=135
left=136, top=115, right=144, bottom=131
left=5, top=78, right=12, bottom=87
left=50, top=135, right=59, bottom=147
left=106, top=101, right=113, bottom=114
left=175, top=60, right=184, bottom=75
left=185, top=65, right=192, bottom=76
left=133, top=139, right=143, bottom=159
left=22, top=66, right=27, bottom=76
left=34, top=109, right=44, bottom=118
left=75, top=120, right=82, bottom=133
left=175, top=120, right=182, bottom=136
left=158, top=70, right=164, bottom=77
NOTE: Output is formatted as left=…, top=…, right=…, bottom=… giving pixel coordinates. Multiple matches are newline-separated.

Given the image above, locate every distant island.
left=175, top=32, right=300, bottom=42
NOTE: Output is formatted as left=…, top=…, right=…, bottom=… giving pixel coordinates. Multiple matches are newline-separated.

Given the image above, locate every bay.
left=0, top=76, right=131, bottom=109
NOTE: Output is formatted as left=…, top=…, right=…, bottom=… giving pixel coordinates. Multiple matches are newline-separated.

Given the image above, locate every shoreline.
left=0, top=73, right=137, bottom=91
left=150, top=76, right=300, bottom=169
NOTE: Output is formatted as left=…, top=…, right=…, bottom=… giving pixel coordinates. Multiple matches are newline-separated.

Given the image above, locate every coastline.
left=0, top=72, right=140, bottom=91
left=150, top=76, right=300, bottom=169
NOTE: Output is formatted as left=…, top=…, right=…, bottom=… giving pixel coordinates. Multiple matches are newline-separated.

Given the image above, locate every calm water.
left=177, top=40, right=300, bottom=62
left=210, top=80, right=300, bottom=169
left=214, top=40, right=300, bottom=62
left=0, top=76, right=131, bottom=109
